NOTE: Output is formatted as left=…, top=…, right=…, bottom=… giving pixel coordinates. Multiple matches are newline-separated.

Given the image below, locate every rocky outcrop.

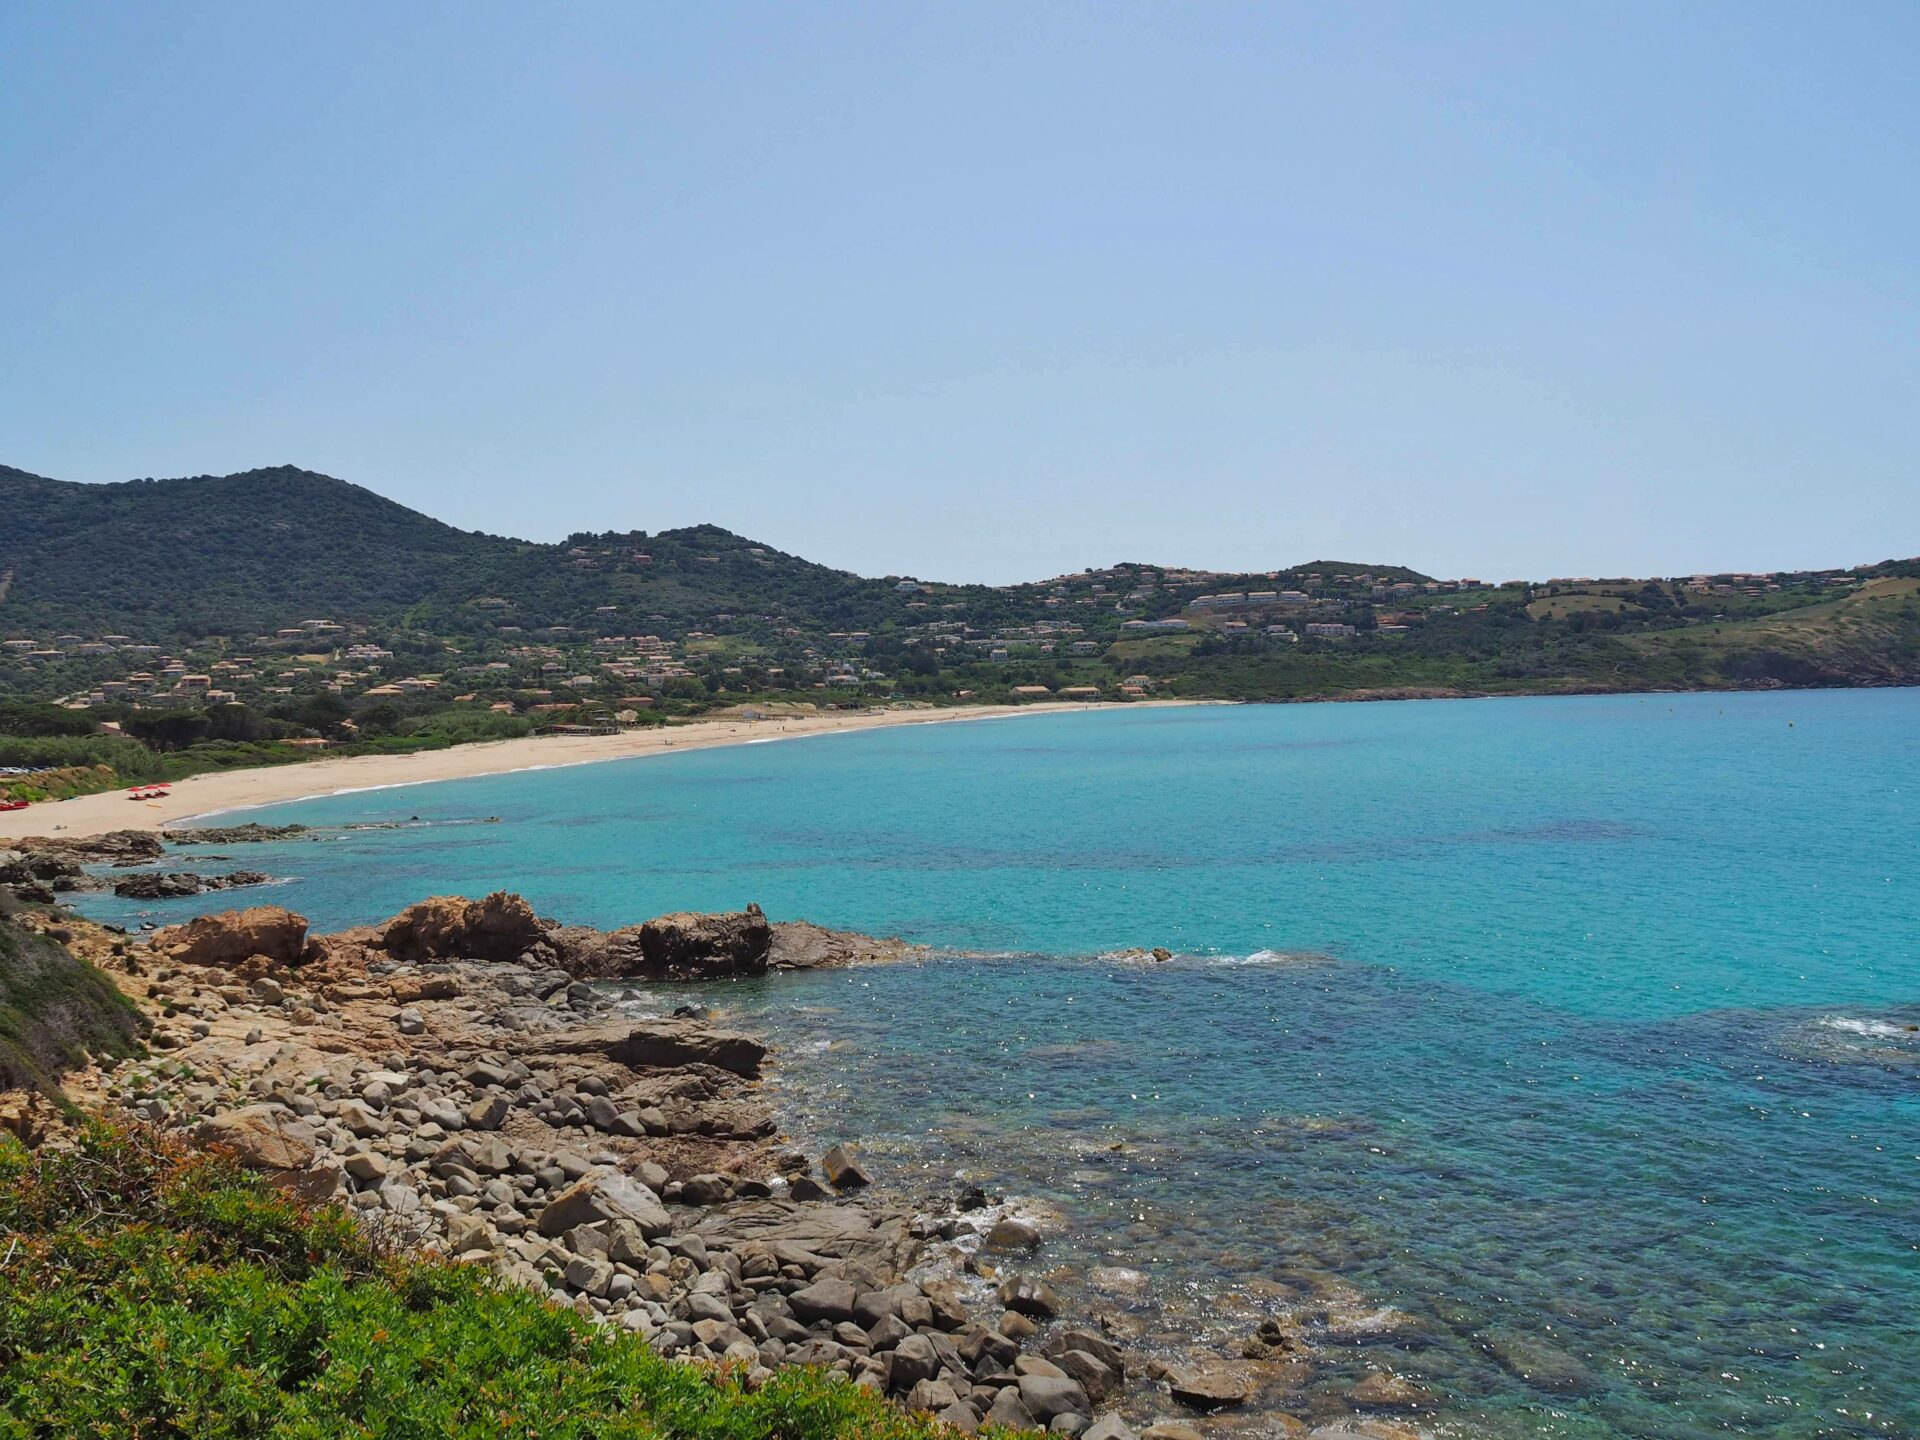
left=9, top=830, right=166, bottom=866
left=381, top=892, right=550, bottom=964
left=112, top=870, right=271, bottom=900
left=638, top=905, right=772, bottom=977
left=35, top=894, right=1181, bottom=1440
left=549, top=906, right=778, bottom=980
left=767, top=920, right=917, bottom=970
left=542, top=922, right=649, bottom=978
left=151, top=905, right=316, bottom=971
left=1, top=848, right=94, bottom=894
left=552, top=908, right=912, bottom=979
left=165, top=823, right=310, bottom=845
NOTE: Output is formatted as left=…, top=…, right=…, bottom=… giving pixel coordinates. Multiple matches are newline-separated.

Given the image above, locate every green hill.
left=2, top=463, right=1915, bottom=705
left=0, top=465, right=856, bottom=637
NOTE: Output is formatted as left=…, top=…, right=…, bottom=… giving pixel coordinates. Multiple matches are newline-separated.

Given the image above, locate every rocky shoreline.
left=1, top=828, right=1433, bottom=1440
left=7, top=889, right=1369, bottom=1440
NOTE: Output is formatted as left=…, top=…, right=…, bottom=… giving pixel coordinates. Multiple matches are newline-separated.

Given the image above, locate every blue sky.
left=3, top=3, right=1915, bottom=583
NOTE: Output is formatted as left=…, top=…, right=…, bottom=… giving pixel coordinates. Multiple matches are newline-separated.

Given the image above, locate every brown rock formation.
left=381, top=891, right=550, bottom=964
left=152, top=906, right=316, bottom=971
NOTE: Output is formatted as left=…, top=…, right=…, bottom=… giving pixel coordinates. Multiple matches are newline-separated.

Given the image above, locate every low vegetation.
left=0, top=896, right=146, bottom=1093
left=0, top=1122, right=966, bottom=1440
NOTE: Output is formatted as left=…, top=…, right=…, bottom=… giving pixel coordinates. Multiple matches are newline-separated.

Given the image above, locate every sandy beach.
left=0, top=701, right=1194, bottom=842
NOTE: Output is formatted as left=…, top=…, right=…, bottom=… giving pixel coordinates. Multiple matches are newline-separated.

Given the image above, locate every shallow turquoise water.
left=78, top=691, right=1920, bottom=1436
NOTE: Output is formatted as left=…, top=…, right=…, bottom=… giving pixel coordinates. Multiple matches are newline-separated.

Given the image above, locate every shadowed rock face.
left=637, top=906, right=772, bottom=977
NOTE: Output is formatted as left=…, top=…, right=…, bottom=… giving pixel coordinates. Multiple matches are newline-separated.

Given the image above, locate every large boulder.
left=153, top=906, right=313, bottom=969
left=820, top=1142, right=872, bottom=1189
left=197, top=1104, right=318, bottom=1171
left=381, top=892, right=549, bottom=963
left=636, top=905, right=771, bottom=978
left=536, top=1169, right=672, bottom=1239
left=607, top=1020, right=767, bottom=1078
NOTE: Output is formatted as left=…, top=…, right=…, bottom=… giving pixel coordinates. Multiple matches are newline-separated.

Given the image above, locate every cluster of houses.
left=1679, top=570, right=1860, bottom=598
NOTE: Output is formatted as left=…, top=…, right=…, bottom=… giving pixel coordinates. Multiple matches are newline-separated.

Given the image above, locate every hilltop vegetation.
left=0, top=464, right=960, bottom=641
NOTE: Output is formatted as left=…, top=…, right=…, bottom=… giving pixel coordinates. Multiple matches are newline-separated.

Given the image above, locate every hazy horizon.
left=5, top=4, right=1917, bottom=584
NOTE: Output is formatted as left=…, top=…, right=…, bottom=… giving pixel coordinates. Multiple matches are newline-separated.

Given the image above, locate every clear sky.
left=3, top=4, right=1916, bottom=584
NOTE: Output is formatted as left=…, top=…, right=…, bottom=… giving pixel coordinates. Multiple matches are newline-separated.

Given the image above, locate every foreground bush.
left=0, top=1124, right=958, bottom=1440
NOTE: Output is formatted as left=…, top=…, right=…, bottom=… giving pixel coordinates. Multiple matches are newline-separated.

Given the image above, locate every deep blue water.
left=75, top=692, right=1920, bottom=1437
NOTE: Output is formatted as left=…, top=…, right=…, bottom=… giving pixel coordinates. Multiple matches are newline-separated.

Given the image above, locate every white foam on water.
left=1208, top=948, right=1319, bottom=967
left=1818, top=1015, right=1913, bottom=1039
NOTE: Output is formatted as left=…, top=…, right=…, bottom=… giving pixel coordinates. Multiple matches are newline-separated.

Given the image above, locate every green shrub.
left=0, top=733, right=164, bottom=779
left=405, top=709, right=534, bottom=743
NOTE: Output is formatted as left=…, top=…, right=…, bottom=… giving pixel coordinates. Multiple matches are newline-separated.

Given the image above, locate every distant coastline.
left=0, top=700, right=1206, bottom=841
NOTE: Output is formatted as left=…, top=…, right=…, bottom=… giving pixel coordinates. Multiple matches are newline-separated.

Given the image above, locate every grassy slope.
left=1627, top=577, right=1920, bottom=688
left=0, top=1125, right=972, bottom=1440
left=0, top=897, right=146, bottom=1093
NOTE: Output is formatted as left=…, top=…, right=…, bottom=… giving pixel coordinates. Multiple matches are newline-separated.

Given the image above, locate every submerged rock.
left=1481, top=1327, right=1593, bottom=1395
left=1165, top=1361, right=1253, bottom=1411
left=997, top=1275, right=1062, bottom=1319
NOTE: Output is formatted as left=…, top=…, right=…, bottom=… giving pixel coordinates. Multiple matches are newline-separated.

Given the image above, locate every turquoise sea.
left=77, top=691, right=1920, bottom=1438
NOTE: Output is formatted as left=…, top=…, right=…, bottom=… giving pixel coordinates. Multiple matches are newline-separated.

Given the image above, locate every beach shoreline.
left=0, top=700, right=1203, bottom=841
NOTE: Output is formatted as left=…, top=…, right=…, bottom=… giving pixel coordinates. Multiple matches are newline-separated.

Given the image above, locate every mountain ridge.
left=0, top=463, right=1429, bottom=639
